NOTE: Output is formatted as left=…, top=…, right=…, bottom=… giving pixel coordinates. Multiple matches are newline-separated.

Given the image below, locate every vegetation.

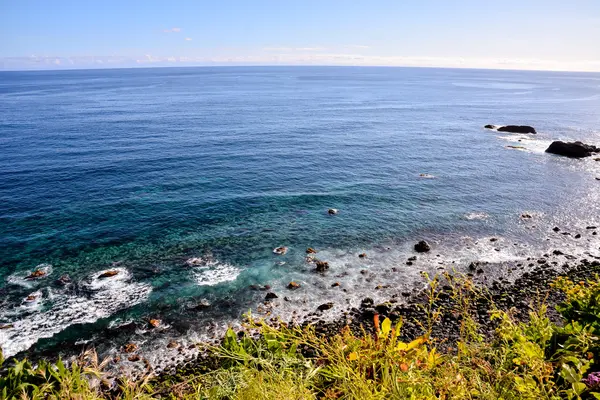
left=2, top=273, right=600, bottom=399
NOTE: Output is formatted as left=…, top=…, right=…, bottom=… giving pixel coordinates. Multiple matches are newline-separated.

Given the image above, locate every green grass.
left=3, top=273, right=600, bottom=399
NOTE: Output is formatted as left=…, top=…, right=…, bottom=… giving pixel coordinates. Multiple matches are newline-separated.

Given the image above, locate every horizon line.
left=2, top=63, right=600, bottom=74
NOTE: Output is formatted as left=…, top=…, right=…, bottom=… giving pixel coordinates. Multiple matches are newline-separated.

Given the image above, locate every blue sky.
left=1, top=0, right=600, bottom=71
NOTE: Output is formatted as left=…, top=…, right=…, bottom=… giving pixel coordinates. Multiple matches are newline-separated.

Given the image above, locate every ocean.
left=1, top=66, right=599, bottom=373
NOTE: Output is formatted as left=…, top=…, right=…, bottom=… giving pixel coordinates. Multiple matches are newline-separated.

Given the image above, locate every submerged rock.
left=484, top=124, right=497, bottom=129
left=521, top=214, right=532, bottom=219
left=497, top=125, right=536, bottom=134
left=358, top=253, right=367, bottom=258
left=99, top=270, right=120, bottom=279
left=0, top=323, right=14, bottom=330
left=545, top=141, right=600, bottom=158
left=414, top=240, right=431, bottom=253
left=273, top=246, right=288, bottom=255
left=56, top=275, right=71, bottom=285
left=328, top=208, right=339, bottom=215
left=306, top=247, right=317, bottom=254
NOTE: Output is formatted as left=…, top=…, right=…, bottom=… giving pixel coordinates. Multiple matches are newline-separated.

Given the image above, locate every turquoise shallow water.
left=1, top=66, right=600, bottom=366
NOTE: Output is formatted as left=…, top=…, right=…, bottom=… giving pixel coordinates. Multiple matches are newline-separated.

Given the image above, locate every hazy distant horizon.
left=2, top=1, right=599, bottom=73
left=3, top=62, right=600, bottom=74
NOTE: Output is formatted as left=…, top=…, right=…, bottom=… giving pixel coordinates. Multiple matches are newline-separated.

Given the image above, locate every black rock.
left=265, top=292, right=278, bottom=300
left=553, top=250, right=564, bottom=256
left=497, top=125, right=536, bottom=134
left=575, top=234, right=581, bottom=239
left=315, top=260, right=329, bottom=272
left=361, top=297, right=374, bottom=308
left=408, top=256, right=417, bottom=261
left=484, top=124, right=496, bottom=129
left=414, top=240, right=431, bottom=253
left=546, top=141, right=600, bottom=158
left=553, top=227, right=560, bottom=232
left=317, top=302, right=334, bottom=311
left=375, top=303, right=392, bottom=314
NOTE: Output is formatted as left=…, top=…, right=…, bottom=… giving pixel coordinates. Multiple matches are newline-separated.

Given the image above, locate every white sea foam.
left=0, top=268, right=152, bottom=358
left=465, top=212, right=489, bottom=220
left=193, top=264, right=241, bottom=286
left=186, top=256, right=242, bottom=286
left=6, top=263, right=53, bottom=289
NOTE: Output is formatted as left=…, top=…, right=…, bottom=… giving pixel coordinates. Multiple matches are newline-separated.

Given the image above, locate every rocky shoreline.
left=150, top=224, right=600, bottom=383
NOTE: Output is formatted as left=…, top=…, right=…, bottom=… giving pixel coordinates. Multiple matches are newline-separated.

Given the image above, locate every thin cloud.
left=346, top=45, right=370, bottom=49
left=185, top=37, right=192, bottom=41
left=163, top=27, right=182, bottom=33
left=263, top=46, right=327, bottom=52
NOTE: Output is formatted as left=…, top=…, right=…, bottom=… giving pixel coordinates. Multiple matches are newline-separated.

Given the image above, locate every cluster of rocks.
left=484, top=124, right=600, bottom=160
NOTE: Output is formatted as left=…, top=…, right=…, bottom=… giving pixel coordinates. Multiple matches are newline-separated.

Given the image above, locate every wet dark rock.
left=25, top=269, right=47, bottom=280
left=328, top=208, right=339, bottom=215
left=484, top=124, right=496, bottom=129
left=358, top=253, right=367, bottom=258
left=408, top=256, right=417, bottom=261
left=553, top=227, right=560, bottom=232
left=361, top=298, right=374, bottom=308
left=167, top=341, right=179, bottom=349
left=521, top=214, right=532, bottom=219
left=375, top=303, right=392, bottom=314
left=123, top=343, right=138, bottom=353
left=287, top=281, right=301, bottom=290
left=56, top=275, right=71, bottom=285
left=546, top=141, right=600, bottom=158
left=128, top=354, right=141, bottom=362
left=575, top=234, right=581, bottom=239
left=553, top=250, right=564, bottom=256
left=148, top=319, right=161, bottom=328
left=195, top=299, right=211, bottom=309
left=406, top=261, right=413, bottom=266
left=538, top=259, right=547, bottom=264
left=0, top=323, right=14, bottom=330
left=587, top=226, right=598, bottom=230
left=401, top=291, right=411, bottom=297
left=331, top=282, right=340, bottom=287
left=476, top=268, right=484, bottom=274
left=99, top=270, right=120, bottom=279
left=317, top=302, right=334, bottom=311
left=315, top=260, right=329, bottom=272
left=490, top=237, right=498, bottom=242
left=306, top=247, right=317, bottom=254
left=414, top=240, right=431, bottom=253
left=265, top=292, right=278, bottom=300
left=496, top=125, right=536, bottom=134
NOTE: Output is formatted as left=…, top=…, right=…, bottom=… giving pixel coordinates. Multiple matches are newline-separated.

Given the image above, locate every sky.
left=1, top=0, right=600, bottom=72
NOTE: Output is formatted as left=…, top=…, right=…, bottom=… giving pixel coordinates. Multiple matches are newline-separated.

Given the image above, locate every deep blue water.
left=1, top=66, right=599, bottom=368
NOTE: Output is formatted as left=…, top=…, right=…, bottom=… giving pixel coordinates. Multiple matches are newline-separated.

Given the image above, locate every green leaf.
left=381, top=318, right=392, bottom=337
left=573, top=382, right=587, bottom=395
